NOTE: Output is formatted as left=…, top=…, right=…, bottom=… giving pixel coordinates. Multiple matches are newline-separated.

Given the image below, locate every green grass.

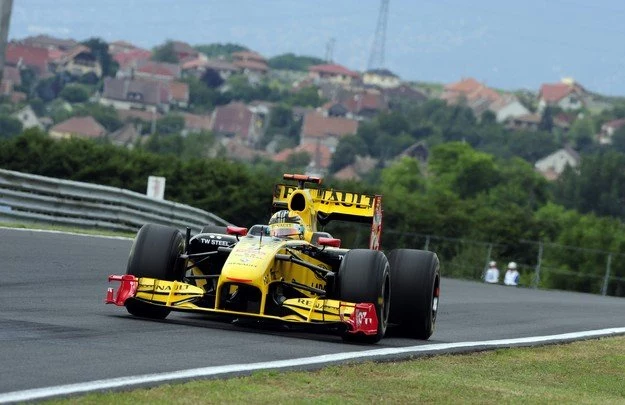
left=44, top=336, right=625, bottom=404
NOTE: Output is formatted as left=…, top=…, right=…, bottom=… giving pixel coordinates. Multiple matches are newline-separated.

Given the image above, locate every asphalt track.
left=1, top=227, right=624, bottom=401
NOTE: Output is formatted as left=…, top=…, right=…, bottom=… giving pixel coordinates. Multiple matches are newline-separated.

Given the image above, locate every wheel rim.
left=431, top=274, right=440, bottom=324
left=380, top=273, right=390, bottom=328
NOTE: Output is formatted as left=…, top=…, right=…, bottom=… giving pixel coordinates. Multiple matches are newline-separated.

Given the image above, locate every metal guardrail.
left=0, top=169, right=229, bottom=233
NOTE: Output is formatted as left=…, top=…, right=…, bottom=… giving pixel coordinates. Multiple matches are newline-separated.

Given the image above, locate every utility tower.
left=0, top=0, right=13, bottom=83
left=367, top=0, right=389, bottom=70
left=325, top=37, right=336, bottom=63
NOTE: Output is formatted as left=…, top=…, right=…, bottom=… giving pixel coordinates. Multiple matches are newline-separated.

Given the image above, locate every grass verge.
left=44, top=336, right=625, bottom=404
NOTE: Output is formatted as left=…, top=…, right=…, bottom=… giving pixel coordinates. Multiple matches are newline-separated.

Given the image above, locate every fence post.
left=601, top=253, right=612, bottom=296
left=533, top=242, right=543, bottom=289
left=424, top=235, right=430, bottom=251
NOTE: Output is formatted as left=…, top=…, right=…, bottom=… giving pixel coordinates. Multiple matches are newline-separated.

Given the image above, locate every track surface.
left=1, top=228, right=623, bottom=394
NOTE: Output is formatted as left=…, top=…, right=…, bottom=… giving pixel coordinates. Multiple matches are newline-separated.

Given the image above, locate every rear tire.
left=388, top=249, right=440, bottom=339
left=125, top=223, right=185, bottom=319
left=339, top=249, right=390, bottom=343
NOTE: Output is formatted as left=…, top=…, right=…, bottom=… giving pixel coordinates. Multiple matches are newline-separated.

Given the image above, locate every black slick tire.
left=125, top=223, right=185, bottom=319
left=388, top=249, right=440, bottom=339
left=338, top=249, right=390, bottom=343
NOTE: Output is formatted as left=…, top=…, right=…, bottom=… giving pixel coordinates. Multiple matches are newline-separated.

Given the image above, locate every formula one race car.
left=106, top=174, right=440, bottom=343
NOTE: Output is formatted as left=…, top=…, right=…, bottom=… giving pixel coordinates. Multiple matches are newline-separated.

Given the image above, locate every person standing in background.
left=484, top=261, right=500, bottom=284
left=504, top=262, right=520, bottom=286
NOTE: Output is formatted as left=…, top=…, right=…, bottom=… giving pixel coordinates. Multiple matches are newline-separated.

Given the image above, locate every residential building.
left=182, top=58, right=240, bottom=80
left=383, top=84, right=428, bottom=108
left=21, top=34, right=78, bottom=51
left=49, top=116, right=107, bottom=140
left=168, top=81, right=189, bottom=109
left=505, top=114, right=541, bottom=131
left=308, top=64, right=360, bottom=86
left=300, top=111, right=358, bottom=151
left=108, top=123, right=141, bottom=148
left=332, top=155, right=378, bottom=181
left=534, top=147, right=580, bottom=180
left=441, top=77, right=503, bottom=118
left=537, top=80, right=587, bottom=111
left=100, top=77, right=169, bottom=113
left=55, top=45, right=102, bottom=78
left=597, top=118, right=625, bottom=145
left=170, top=41, right=198, bottom=61
left=108, top=40, right=138, bottom=55
left=11, top=105, right=44, bottom=130
left=5, top=43, right=52, bottom=76
left=273, top=142, right=332, bottom=176
left=180, top=112, right=211, bottom=134
left=488, top=94, right=531, bottom=123
left=133, top=60, right=181, bottom=82
left=232, top=51, right=269, bottom=82
left=113, top=48, right=152, bottom=71
left=1, top=65, right=21, bottom=96
left=210, top=102, right=259, bottom=145
left=362, top=69, right=400, bottom=89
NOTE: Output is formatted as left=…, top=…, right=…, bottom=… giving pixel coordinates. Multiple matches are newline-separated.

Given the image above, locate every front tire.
left=339, top=249, right=390, bottom=343
left=388, top=249, right=440, bottom=339
left=125, top=223, right=185, bottom=319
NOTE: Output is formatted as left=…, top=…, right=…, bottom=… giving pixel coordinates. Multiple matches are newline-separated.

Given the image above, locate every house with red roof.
left=180, top=112, right=211, bottom=134
left=5, top=43, right=52, bottom=76
left=55, top=45, right=102, bottom=78
left=182, top=58, right=240, bottom=80
left=21, top=35, right=77, bottom=51
left=273, top=142, right=333, bottom=176
left=108, top=40, right=138, bottom=55
left=210, top=102, right=260, bottom=146
left=113, top=48, right=152, bottom=71
left=308, top=63, right=360, bottom=85
left=167, top=41, right=198, bottom=61
left=538, top=80, right=587, bottom=111
left=168, top=81, right=189, bottom=109
left=134, top=60, right=181, bottom=82
left=232, top=50, right=268, bottom=82
left=300, top=111, right=358, bottom=151
left=49, top=116, right=107, bottom=140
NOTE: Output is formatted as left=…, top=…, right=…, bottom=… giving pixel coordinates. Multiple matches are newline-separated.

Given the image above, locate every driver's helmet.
left=268, top=210, right=305, bottom=239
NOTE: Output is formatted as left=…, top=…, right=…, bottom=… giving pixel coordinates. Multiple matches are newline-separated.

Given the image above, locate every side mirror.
left=226, top=226, right=248, bottom=237
left=318, top=237, right=341, bottom=248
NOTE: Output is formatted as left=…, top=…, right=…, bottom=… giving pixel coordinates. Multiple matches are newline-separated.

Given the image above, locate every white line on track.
left=1, top=327, right=624, bottom=403
left=0, top=226, right=133, bottom=240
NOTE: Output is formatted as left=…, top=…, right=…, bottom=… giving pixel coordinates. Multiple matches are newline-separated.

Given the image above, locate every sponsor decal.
left=200, top=237, right=230, bottom=247
left=317, top=190, right=374, bottom=208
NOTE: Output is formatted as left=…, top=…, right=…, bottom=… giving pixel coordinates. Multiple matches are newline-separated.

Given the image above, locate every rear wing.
left=272, top=177, right=383, bottom=250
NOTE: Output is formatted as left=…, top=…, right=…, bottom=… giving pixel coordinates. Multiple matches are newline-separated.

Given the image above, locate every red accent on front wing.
left=105, top=274, right=138, bottom=306
left=342, top=303, right=379, bottom=335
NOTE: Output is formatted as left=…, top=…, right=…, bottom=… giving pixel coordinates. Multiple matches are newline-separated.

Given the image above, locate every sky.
left=8, top=0, right=625, bottom=96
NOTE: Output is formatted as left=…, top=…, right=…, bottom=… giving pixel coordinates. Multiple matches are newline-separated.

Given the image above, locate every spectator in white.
left=484, top=261, right=499, bottom=284
left=504, top=262, right=520, bottom=286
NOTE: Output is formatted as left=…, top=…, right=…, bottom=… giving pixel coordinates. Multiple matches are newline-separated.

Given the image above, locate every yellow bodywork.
left=133, top=236, right=358, bottom=324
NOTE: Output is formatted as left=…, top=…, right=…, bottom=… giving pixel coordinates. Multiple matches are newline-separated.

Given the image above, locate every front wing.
left=106, top=275, right=378, bottom=336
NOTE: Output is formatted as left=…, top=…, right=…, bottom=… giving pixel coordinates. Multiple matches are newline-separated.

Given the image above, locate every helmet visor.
left=270, top=224, right=302, bottom=238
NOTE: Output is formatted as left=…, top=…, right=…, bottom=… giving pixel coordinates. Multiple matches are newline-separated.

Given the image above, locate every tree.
left=267, top=53, right=325, bottom=71
left=151, top=41, right=179, bottom=63
left=194, top=43, right=247, bottom=59
left=82, top=37, right=118, bottom=77
left=156, top=114, right=185, bottom=135
left=60, top=84, right=91, bottom=103
left=539, top=106, right=554, bottom=132
left=329, top=135, right=368, bottom=173
left=0, top=115, right=23, bottom=139
left=200, top=68, right=224, bottom=88
left=429, top=142, right=500, bottom=199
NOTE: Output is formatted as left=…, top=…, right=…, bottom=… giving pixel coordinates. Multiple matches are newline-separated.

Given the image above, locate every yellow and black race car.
left=106, top=174, right=440, bottom=343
